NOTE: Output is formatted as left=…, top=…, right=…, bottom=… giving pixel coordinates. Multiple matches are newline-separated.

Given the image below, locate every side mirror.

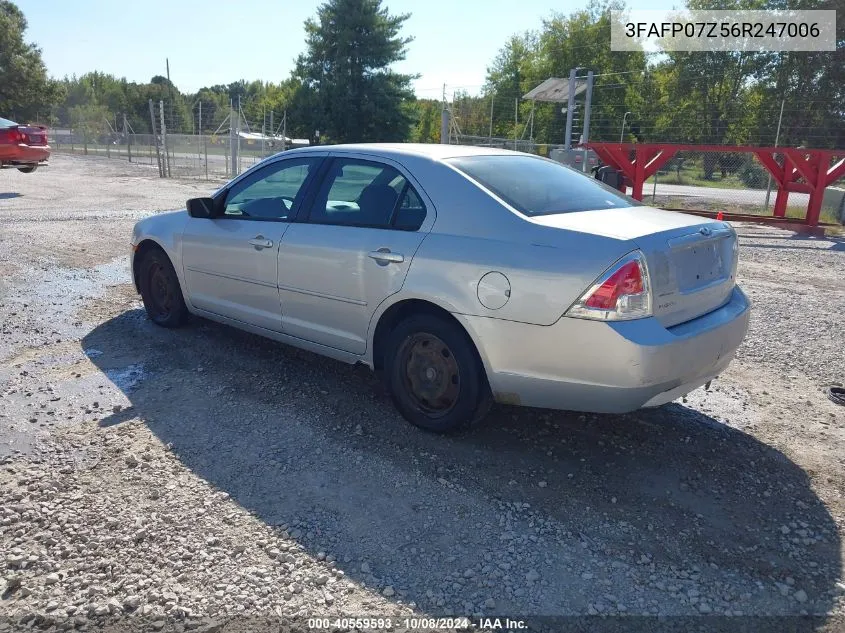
left=187, top=197, right=215, bottom=218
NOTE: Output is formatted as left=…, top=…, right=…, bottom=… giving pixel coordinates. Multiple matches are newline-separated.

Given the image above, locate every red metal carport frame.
left=584, top=143, right=845, bottom=227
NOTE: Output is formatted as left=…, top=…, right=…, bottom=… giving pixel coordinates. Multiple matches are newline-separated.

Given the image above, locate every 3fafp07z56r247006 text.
left=625, top=21, right=820, bottom=39
left=610, top=9, right=836, bottom=51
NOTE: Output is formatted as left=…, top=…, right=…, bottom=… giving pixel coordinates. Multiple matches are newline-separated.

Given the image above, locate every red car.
left=0, top=116, right=50, bottom=173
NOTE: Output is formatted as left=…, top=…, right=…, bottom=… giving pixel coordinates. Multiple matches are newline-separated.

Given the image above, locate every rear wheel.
left=17, top=165, right=37, bottom=173
left=383, top=314, right=491, bottom=432
left=138, top=248, right=188, bottom=328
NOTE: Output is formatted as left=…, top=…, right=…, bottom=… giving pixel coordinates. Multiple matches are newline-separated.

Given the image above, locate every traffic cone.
left=716, top=211, right=724, bottom=221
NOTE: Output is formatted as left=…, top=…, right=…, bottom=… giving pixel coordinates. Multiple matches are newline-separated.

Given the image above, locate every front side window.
left=448, top=155, right=640, bottom=216
left=308, top=159, right=426, bottom=230
left=223, top=158, right=317, bottom=220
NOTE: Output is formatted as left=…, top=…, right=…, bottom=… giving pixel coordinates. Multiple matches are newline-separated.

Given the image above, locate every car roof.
left=0, top=117, right=18, bottom=128
left=281, top=143, right=533, bottom=162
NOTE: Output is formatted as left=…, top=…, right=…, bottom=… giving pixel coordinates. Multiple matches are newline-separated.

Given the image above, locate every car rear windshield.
left=0, top=117, right=18, bottom=128
left=447, top=154, right=639, bottom=216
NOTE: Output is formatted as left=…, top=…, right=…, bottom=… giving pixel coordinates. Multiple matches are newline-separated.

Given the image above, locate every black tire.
left=17, top=165, right=37, bottom=173
left=383, top=313, right=492, bottom=433
left=138, top=248, right=188, bottom=328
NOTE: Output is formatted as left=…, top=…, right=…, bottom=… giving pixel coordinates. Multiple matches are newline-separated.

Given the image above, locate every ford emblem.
left=699, top=227, right=712, bottom=236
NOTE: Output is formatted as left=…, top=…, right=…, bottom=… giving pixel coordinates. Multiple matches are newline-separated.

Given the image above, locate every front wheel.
left=383, top=314, right=491, bottom=433
left=138, top=248, right=188, bottom=328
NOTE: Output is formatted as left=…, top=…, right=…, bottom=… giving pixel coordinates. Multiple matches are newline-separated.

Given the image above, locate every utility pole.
left=581, top=70, right=594, bottom=171
left=564, top=68, right=576, bottom=150
left=230, top=100, right=238, bottom=177
left=488, top=90, right=495, bottom=145
left=440, top=83, right=449, bottom=145
left=160, top=100, right=171, bottom=177
left=529, top=101, right=535, bottom=141
left=514, top=98, right=518, bottom=150
left=444, top=90, right=454, bottom=145
left=282, top=110, right=287, bottom=151
left=764, top=98, right=786, bottom=211
left=123, top=113, right=131, bottom=163
left=270, top=110, right=274, bottom=149
left=166, top=58, right=174, bottom=137
left=197, top=100, right=202, bottom=168
left=149, top=99, right=163, bottom=177
left=620, top=111, right=632, bottom=143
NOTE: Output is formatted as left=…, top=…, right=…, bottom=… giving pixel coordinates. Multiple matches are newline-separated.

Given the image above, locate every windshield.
left=448, top=154, right=639, bottom=216
left=0, top=117, right=18, bottom=128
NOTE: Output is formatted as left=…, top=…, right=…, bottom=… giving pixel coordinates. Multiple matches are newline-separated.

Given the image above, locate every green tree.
left=480, top=0, right=647, bottom=145
left=69, top=104, right=110, bottom=142
left=485, top=33, right=537, bottom=140
left=295, top=0, right=417, bottom=143
left=0, top=0, right=55, bottom=121
left=747, top=0, right=845, bottom=148
left=408, top=99, right=440, bottom=143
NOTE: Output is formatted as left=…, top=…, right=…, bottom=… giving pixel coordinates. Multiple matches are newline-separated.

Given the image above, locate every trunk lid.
left=635, top=222, right=737, bottom=327
left=20, top=125, right=48, bottom=146
left=530, top=207, right=738, bottom=327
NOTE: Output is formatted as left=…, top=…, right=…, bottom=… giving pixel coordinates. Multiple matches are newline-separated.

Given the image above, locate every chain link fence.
left=50, top=130, right=294, bottom=181
left=45, top=103, right=845, bottom=224
left=47, top=98, right=306, bottom=181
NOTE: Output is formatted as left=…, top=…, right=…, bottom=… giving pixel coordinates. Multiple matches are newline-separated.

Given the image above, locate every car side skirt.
left=189, top=307, right=364, bottom=366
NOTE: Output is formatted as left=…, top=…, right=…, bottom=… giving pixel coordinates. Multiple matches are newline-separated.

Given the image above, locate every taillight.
left=0, top=128, right=23, bottom=144
left=566, top=251, right=652, bottom=321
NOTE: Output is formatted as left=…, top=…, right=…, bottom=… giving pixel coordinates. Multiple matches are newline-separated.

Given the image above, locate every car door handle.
left=368, top=250, right=404, bottom=264
left=249, top=236, right=274, bottom=249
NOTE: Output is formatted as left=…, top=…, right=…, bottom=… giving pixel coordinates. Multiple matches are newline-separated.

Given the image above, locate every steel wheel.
left=138, top=248, right=188, bottom=328
left=383, top=313, right=492, bottom=432
left=147, top=261, right=176, bottom=320
left=398, top=333, right=461, bottom=417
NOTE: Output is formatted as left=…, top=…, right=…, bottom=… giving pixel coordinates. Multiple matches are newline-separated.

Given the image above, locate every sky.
left=16, top=0, right=676, bottom=99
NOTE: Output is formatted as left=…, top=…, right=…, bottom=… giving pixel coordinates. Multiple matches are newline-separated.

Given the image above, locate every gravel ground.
left=1, top=155, right=844, bottom=632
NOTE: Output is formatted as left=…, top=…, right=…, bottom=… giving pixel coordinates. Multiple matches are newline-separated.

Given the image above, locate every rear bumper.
left=0, top=144, right=51, bottom=164
left=462, top=286, right=751, bottom=413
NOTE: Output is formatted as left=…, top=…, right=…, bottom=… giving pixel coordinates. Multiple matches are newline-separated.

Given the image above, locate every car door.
left=181, top=155, right=322, bottom=331
left=277, top=156, right=433, bottom=354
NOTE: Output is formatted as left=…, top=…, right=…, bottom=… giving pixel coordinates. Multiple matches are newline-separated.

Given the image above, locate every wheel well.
left=372, top=299, right=488, bottom=380
left=132, top=239, right=165, bottom=293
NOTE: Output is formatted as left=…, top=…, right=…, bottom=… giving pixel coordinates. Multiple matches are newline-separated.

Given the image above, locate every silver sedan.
left=130, top=144, right=750, bottom=432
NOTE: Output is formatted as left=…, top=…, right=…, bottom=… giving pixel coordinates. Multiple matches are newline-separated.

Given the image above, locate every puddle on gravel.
left=0, top=257, right=130, bottom=356
left=104, top=363, right=148, bottom=392
left=17, top=258, right=129, bottom=315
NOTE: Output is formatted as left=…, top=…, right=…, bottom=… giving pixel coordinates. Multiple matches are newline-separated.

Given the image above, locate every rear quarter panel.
left=384, top=158, right=636, bottom=325
left=404, top=229, right=632, bottom=326
left=395, top=154, right=636, bottom=326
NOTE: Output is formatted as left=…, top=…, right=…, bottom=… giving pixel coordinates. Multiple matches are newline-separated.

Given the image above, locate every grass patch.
left=648, top=169, right=752, bottom=190
left=651, top=196, right=841, bottom=225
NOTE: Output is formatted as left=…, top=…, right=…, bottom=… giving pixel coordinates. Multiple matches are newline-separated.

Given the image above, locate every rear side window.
left=448, top=155, right=639, bottom=216
left=308, top=158, right=426, bottom=230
